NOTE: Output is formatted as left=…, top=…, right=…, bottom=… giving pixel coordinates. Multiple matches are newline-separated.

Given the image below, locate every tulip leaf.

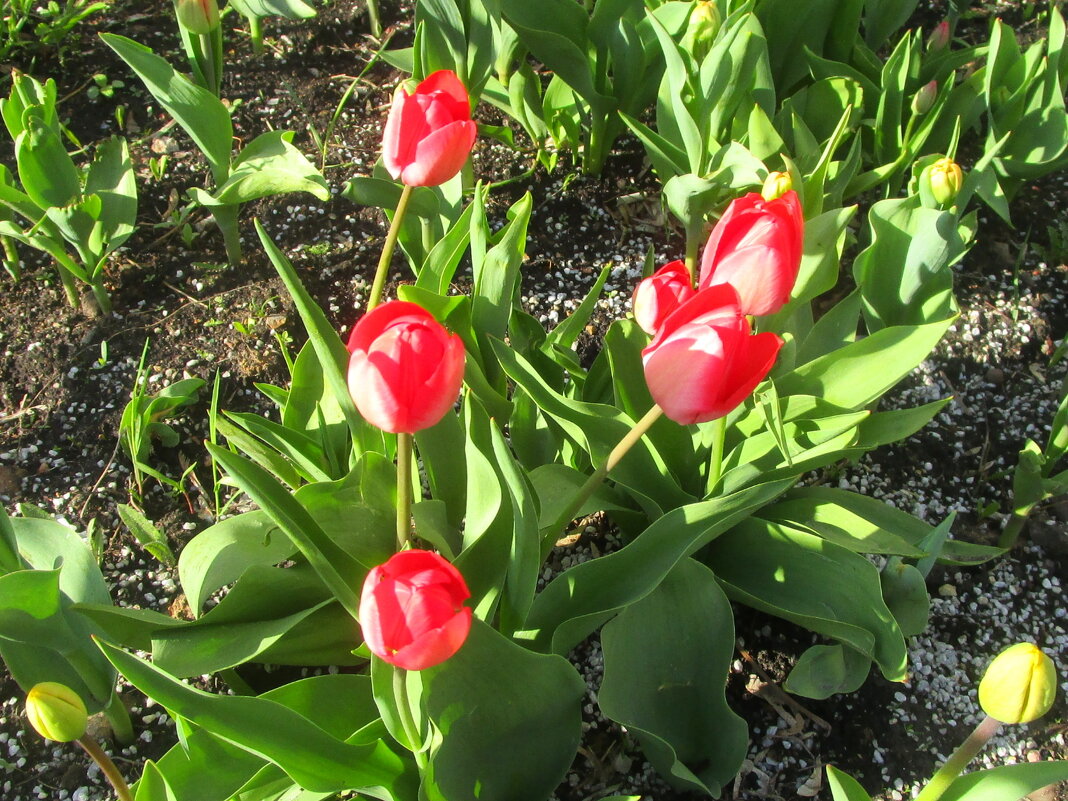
left=256, top=220, right=381, bottom=457
left=516, top=479, right=794, bottom=654
left=826, top=765, right=874, bottom=801
left=15, top=108, right=81, bottom=210
left=192, top=131, right=329, bottom=206
left=938, top=761, right=1068, bottom=801
left=776, top=316, right=952, bottom=411
left=84, top=135, right=137, bottom=249
left=134, top=761, right=178, bottom=801
left=705, top=518, right=908, bottom=683
left=880, top=558, right=930, bottom=637
left=421, top=619, right=585, bottom=801
left=785, top=643, right=871, bottom=700
left=98, top=640, right=415, bottom=796
left=100, top=34, right=232, bottom=185
left=529, top=464, right=630, bottom=530
left=599, top=558, right=747, bottom=795
left=229, top=0, right=316, bottom=20
left=206, top=444, right=364, bottom=622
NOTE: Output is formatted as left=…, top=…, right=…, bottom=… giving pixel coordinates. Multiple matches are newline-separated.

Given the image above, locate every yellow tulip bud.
left=978, top=643, right=1057, bottom=724
left=682, top=1, right=722, bottom=61
left=26, top=682, right=88, bottom=742
left=911, top=80, right=938, bottom=115
left=761, top=171, right=793, bottom=202
left=924, top=157, right=963, bottom=206
left=175, top=0, right=220, bottom=35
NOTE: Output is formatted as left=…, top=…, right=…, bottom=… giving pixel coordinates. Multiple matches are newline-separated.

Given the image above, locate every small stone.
left=938, top=584, right=958, bottom=597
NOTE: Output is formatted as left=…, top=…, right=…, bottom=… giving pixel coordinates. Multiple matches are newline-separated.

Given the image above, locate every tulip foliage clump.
left=5, top=2, right=1068, bottom=801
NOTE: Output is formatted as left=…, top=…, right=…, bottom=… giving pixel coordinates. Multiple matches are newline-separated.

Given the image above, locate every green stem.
left=998, top=513, right=1029, bottom=549
left=708, top=415, right=727, bottom=492
left=367, top=184, right=413, bottom=313
left=584, top=114, right=608, bottom=176
left=249, top=15, right=265, bottom=57
left=366, top=0, right=382, bottom=38
left=684, top=228, right=701, bottom=287
left=56, top=263, right=80, bottom=308
left=90, top=279, right=112, bottom=317
left=77, top=735, right=134, bottom=801
left=212, top=204, right=243, bottom=266
left=2, top=235, right=20, bottom=280
left=392, top=667, right=427, bottom=770
left=103, top=693, right=134, bottom=745
left=197, top=31, right=219, bottom=95
left=548, top=404, right=664, bottom=537
left=396, top=432, right=413, bottom=550
left=914, top=716, right=1000, bottom=801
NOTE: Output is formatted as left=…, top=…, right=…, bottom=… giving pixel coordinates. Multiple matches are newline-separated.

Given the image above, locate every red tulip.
left=346, top=301, right=465, bottom=434
left=698, top=190, right=804, bottom=317
left=382, top=70, right=477, bottom=187
left=632, top=260, right=696, bottom=335
left=642, top=285, right=783, bottom=425
left=359, top=549, right=472, bottom=671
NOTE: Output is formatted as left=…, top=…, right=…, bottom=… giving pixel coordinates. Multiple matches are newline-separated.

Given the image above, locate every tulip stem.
left=684, top=230, right=701, bottom=287
left=708, top=415, right=727, bottom=492
left=914, top=715, right=1000, bottom=801
left=368, top=184, right=413, bottom=313
left=77, top=735, right=133, bottom=801
left=393, top=667, right=428, bottom=770
left=548, top=404, right=664, bottom=537
left=103, top=693, right=134, bottom=745
left=396, top=432, right=414, bottom=550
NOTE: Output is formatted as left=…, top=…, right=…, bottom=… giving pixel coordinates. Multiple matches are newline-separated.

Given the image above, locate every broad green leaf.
left=599, top=558, right=747, bottom=795
left=706, top=518, right=908, bottom=682
left=880, top=558, right=930, bottom=637
left=422, top=620, right=584, bottom=801
left=516, top=479, right=794, bottom=654
left=117, top=504, right=176, bottom=566
left=785, top=643, right=871, bottom=700
left=100, top=640, right=414, bottom=798
left=193, top=131, right=329, bottom=206
left=100, top=34, right=232, bottom=185
left=776, top=317, right=953, bottom=411
left=16, top=109, right=80, bottom=209
left=939, top=761, right=1068, bottom=801
left=826, top=764, right=874, bottom=801
left=529, top=464, right=630, bottom=530
left=85, top=136, right=137, bottom=249
left=68, top=604, right=181, bottom=652
left=229, top=0, right=316, bottom=19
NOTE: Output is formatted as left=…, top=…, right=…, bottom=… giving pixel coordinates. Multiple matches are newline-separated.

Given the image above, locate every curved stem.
left=367, top=185, right=413, bottom=313
left=914, top=716, right=1000, bottom=801
left=366, top=0, right=382, bottom=38
left=103, top=693, right=134, bottom=745
left=77, top=736, right=133, bottom=801
left=708, top=415, right=727, bottom=492
left=548, top=404, right=664, bottom=537
left=396, top=432, right=413, bottom=550
left=393, top=667, right=428, bottom=771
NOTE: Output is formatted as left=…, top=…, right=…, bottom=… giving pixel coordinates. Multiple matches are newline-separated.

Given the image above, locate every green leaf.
left=16, top=108, right=80, bottom=209
left=99, top=640, right=416, bottom=797
left=880, top=558, right=930, bottom=637
left=826, top=764, right=874, bottom=801
left=116, top=504, right=176, bottom=567
left=192, top=131, right=329, bottom=206
left=785, top=644, right=871, bottom=700
left=206, top=444, right=364, bottom=621
left=229, top=0, right=316, bottom=19
left=100, top=34, right=233, bottom=185
left=516, top=479, right=794, bottom=654
left=529, top=464, right=630, bottom=529
left=599, top=558, right=747, bottom=795
left=776, top=317, right=953, bottom=411
left=706, top=518, right=908, bottom=682
left=85, top=136, right=137, bottom=250
left=939, top=762, right=1068, bottom=801
left=422, top=619, right=585, bottom=801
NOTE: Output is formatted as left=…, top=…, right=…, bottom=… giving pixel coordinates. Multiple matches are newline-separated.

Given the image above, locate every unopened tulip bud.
left=175, top=0, right=220, bottom=35
left=761, top=171, right=792, bottom=202
left=927, top=21, right=950, bottom=52
left=924, top=157, right=963, bottom=206
left=26, top=682, right=88, bottom=742
left=912, top=80, right=938, bottom=115
left=978, top=643, right=1057, bottom=724
left=682, top=1, right=722, bottom=61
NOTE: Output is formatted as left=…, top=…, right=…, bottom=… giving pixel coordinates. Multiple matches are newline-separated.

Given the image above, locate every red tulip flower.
left=698, top=190, right=804, bottom=317
left=359, top=549, right=472, bottom=671
left=382, top=70, right=478, bottom=187
left=632, top=260, right=696, bottom=335
left=347, top=301, right=465, bottom=434
left=642, top=285, right=783, bottom=425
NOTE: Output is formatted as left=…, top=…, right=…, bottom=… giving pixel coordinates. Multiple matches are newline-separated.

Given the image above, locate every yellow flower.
left=26, top=682, right=88, bottom=742
left=978, top=643, right=1057, bottom=724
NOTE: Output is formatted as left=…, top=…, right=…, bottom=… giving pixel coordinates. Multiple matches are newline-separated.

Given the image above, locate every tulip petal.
left=414, top=70, right=472, bottom=119
left=382, top=88, right=428, bottom=180
left=704, top=245, right=792, bottom=317
left=391, top=607, right=472, bottom=671
left=711, top=331, right=784, bottom=417
left=399, top=119, right=477, bottom=187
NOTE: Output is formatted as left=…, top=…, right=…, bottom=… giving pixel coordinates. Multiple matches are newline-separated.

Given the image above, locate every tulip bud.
left=978, top=643, right=1057, bottom=724
left=25, top=682, right=88, bottom=742
left=923, top=157, right=963, bottom=206
left=926, top=20, right=950, bottom=52
left=175, top=0, right=220, bottom=35
left=760, top=171, right=793, bottom=202
left=681, top=1, right=722, bottom=61
left=911, top=80, right=938, bottom=115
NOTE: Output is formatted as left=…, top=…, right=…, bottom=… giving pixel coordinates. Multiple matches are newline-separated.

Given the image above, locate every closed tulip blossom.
left=347, top=301, right=465, bottom=434
left=632, top=260, right=696, bottom=335
left=360, top=549, right=472, bottom=671
left=382, top=70, right=477, bottom=187
left=642, top=285, right=783, bottom=425
left=698, top=190, right=804, bottom=317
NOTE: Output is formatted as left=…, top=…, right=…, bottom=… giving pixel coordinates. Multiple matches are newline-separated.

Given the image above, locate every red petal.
left=399, top=120, right=477, bottom=187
